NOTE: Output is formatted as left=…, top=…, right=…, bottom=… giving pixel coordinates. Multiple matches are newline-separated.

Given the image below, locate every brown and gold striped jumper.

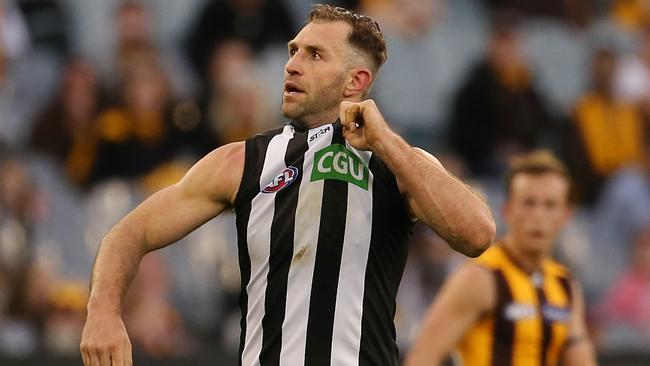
left=456, top=244, right=573, bottom=366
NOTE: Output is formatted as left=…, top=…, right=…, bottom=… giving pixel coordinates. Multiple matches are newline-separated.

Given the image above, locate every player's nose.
left=285, top=53, right=304, bottom=76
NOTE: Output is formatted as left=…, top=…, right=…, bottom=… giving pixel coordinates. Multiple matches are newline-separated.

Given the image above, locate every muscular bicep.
left=563, top=281, right=597, bottom=366
left=405, top=264, right=494, bottom=365
left=110, top=142, right=245, bottom=252
left=397, top=148, right=494, bottom=258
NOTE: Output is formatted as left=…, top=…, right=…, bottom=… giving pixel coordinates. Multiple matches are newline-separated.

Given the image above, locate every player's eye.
left=523, top=198, right=536, bottom=207
left=289, top=48, right=297, bottom=57
left=545, top=200, right=558, bottom=209
left=312, top=52, right=322, bottom=60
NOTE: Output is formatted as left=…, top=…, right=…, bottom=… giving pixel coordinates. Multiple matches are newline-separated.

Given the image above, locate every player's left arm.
left=339, top=100, right=496, bottom=257
left=563, top=280, right=598, bottom=366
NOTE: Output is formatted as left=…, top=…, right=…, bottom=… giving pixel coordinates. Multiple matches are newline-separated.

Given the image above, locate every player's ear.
left=343, top=68, right=372, bottom=98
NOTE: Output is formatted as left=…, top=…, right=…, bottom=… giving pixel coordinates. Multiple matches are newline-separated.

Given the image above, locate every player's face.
left=281, top=21, right=351, bottom=125
left=503, top=173, right=571, bottom=255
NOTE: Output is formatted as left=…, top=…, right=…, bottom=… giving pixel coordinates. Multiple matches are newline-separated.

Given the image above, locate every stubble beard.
left=281, top=74, right=346, bottom=127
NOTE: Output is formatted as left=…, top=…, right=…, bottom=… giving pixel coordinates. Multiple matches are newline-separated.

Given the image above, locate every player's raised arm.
left=339, top=99, right=496, bottom=257
left=404, top=264, right=495, bottom=366
left=80, top=142, right=244, bottom=366
left=563, top=281, right=598, bottom=366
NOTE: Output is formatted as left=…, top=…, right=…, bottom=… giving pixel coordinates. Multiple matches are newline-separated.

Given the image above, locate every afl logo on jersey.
left=262, top=166, right=299, bottom=193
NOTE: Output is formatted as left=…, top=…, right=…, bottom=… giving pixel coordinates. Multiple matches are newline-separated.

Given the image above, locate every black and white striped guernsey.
left=234, top=121, right=413, bottom=366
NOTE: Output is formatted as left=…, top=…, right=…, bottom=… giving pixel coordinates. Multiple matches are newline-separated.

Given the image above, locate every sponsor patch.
left=542, top=304, right=571, bottom=323
left=504, top=302, right=537, bottom=321
left=310, top=144, right=369, bottom=190
left=309, top=125, right=331, bottom=143
left=262, top=166, right=299, bottom=193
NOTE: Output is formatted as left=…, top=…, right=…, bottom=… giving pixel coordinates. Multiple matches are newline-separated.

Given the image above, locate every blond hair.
left=505, top=150, right=571, bottom=197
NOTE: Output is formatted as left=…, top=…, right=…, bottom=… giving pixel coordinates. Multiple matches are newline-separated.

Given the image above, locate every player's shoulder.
left=249, top=124, right=288, bottom=139
left=180, top=142, right=245, bottom=203
left=446, top=261, right=497, bottom=310
left=241, top=125, right=292, bottom=159
left=454, top=261, right=494, bottom=284
left=201, top=141, right=245, bottom=169
left=471, top=244, right=506, bottom=269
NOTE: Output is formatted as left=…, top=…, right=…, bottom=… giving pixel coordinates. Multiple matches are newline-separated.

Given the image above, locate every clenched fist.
left=80, top=311, right=133, bottom=366
left=339, top=99, right=393, bottom=151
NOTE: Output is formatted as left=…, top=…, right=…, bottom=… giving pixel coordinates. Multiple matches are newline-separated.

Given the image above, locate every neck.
left=292, top=108, right=340, bottom=131
left=501, top=235, right=546, bottom=274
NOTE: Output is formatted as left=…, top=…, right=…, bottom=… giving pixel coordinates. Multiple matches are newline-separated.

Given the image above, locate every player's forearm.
left=87, top=222, right=147, bottom=315
left=563, top=340, right=597, bottom=366
left=404, top=343, right=445, bottom=366
left=371, top=132, right=495, bottom=256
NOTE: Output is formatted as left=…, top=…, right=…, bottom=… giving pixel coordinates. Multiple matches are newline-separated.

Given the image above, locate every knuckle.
left=82, top=342, right=96, bottom=352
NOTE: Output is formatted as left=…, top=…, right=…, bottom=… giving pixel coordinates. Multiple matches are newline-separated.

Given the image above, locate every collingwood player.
left=80, top=5, right=495, bottom=366
left=405, top=151, right=597, bottom=366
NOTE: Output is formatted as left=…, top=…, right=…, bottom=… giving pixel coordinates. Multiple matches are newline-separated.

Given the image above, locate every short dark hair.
left=308, top=4, right=387, bottom=70
left=505, top=150, right=571, bottom=197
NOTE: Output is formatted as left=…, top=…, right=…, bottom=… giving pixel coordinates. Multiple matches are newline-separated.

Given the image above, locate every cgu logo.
left=311, top=144, right=369, bottom=190
left=262, top=166, right=299, bottom=193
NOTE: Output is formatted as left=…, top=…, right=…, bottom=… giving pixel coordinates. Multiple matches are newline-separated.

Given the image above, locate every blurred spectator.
left=368, top=0, right=479, bottom=151
left=0, top=1, right=64, bottom=149
left=42, top=280, right=88, bottom=355
left=616, top=24, right=650, bottom=126
left=396, top=223, right=464, bottom=351
left=3, top=0, right=650, bottom=363
left=568, top=48, right=646, bottom=204
left=0, top=1, right=30, bottom=146
left=484, top=0, right=593, bottom=27
left=285, top=0, right=360, bottom=29
left=584, top=130, right=650, bottom=298
left=597, top=223, right=650, bottom=351
left=197, top=40, right=278, bottom=148
left=615, top=25, right=650, bottom=104
left=90, top=43, right=188, bottom=187
left=17, top=0, right=68, bottom=55
left=110, top=1, right=195, bottom=97
left=185, top=0, right=295, bottom=81
left=450, top=10, right=553, bottom=177
left=122, top=253, right=192, bottom=357
left=521, top=17, right=593, bottom=115
left=0, top=156, right=42, bottom=356
left=29, top=59, right=103, bottom=186
left=610, top=0, right=650, bottom=34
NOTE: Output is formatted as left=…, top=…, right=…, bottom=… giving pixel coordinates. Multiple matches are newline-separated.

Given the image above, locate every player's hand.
left=80, top=310, right=133, bottom=366
left=339, top=99, right=393, bottom=151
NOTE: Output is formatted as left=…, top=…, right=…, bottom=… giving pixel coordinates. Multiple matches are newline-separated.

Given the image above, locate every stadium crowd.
left=0, top=0, right=648, bottom=364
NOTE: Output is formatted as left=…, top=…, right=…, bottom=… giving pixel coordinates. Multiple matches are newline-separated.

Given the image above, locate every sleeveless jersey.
left=457, top=244, right=574, bottom=366
left=234, top=121, right=413, bottom=366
